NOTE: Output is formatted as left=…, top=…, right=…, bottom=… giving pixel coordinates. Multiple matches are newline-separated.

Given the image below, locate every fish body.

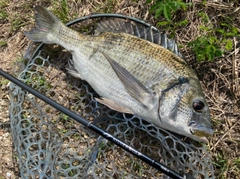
left=25, top=6, right=213, bottom=142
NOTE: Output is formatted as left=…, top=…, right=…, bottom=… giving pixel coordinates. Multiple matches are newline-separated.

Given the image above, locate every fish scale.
left=89, top=34, right=170, bottom=82
left=25, top=6, right=213, bottom=142
left=97, top=32, right=191, bottom=79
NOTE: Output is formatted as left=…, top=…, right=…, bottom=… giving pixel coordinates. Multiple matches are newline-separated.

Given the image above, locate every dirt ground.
left=0, top=0, right=239, bottom=178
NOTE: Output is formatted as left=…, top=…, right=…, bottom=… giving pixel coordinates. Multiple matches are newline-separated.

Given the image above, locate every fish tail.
left=24, top=6, right=61, bottom=43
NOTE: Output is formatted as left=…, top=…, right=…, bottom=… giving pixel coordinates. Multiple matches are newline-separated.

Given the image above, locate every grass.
left=147, top=0, right=191, bottom=21
left=0, top=0, right=8, bottom=8
left=213, top=152, right=228, bottom=178
left=92, top=0, right=117, bottom=14
left=10, top=18, right=27, bottom=33
left=0, top=79, right=9, bottom=85
left=0, top=9, right=8, bottom=20
left=52, top=0, right=70, bottom=23
left=51, top=0, right=78, bottom=23
left=0, top=41, right=7, bottom=47
left=148, top=0, right=239, bottom=62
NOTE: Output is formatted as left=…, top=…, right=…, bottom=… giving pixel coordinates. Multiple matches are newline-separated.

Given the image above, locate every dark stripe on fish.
left=158, top=77, right=189, bottom=122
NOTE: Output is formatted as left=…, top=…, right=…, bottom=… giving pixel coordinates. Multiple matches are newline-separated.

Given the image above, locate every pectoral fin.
left=96, top=97, right=132, bottom=114
left=102, top=53, right=156, bottom=108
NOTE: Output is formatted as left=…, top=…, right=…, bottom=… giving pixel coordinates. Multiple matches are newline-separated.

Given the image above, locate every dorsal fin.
left=95, top=19, right=183, bottom=58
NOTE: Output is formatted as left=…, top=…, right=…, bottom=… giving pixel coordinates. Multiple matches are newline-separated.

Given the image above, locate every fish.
left=24, top=6, right=213, bottom=142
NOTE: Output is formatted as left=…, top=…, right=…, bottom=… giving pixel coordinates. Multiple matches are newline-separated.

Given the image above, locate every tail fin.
left=24, top=6, right=60, bottom=43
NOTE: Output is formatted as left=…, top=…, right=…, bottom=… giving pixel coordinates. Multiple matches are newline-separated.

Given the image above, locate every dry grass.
left=0, top=0, right=239, bottom=178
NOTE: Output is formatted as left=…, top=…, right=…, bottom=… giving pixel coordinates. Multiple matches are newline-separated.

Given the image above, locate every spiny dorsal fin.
left=95, top=19, right=183, bottom=58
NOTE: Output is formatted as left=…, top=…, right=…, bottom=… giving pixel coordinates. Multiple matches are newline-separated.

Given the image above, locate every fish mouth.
left=190, top=126, right=213, bottom=142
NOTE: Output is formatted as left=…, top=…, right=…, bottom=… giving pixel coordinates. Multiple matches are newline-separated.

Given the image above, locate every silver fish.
left=25, top=6, right=213, bottom=142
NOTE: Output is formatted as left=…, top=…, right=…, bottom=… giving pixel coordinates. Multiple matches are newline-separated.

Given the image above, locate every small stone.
left=3, top=132, right=10, bottom=138
left=6, top=172, right=12, bottom=177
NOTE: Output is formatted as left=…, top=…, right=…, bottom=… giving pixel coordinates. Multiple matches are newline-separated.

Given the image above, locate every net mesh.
left=9, top=16, right=214, bottom=179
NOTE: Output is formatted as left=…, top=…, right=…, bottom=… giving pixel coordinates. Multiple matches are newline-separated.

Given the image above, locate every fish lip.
left=190, top=125, right=213, bottom=139
left=189, top=127, right=213, bottom=143
left=197, top=136, right=208, bottom=143
left=188, top=120, right=213, bottom=143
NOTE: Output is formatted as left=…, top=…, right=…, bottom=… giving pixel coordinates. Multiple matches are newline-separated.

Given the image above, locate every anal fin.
left=96, top=97, right=132, bottom=114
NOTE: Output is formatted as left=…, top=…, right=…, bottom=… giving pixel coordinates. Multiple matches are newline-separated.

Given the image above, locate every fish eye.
left=188, top=121, right=196, bottom=126
left=192, top=100, right=205, bottom=112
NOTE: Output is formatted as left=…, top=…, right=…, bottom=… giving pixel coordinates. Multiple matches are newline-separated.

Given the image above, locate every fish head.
left=158, top=77, right=213, bottom=142
left=189, top=82, right=214, bottom=141
left=187, top=93, right=213, bottom=142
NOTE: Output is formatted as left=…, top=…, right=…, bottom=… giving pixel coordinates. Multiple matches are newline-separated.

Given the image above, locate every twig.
left=232, top=37, right=236, bottom=94
left=193, top=0, right=235, bottom=10
left=210, top=119, right=240, bottom=151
